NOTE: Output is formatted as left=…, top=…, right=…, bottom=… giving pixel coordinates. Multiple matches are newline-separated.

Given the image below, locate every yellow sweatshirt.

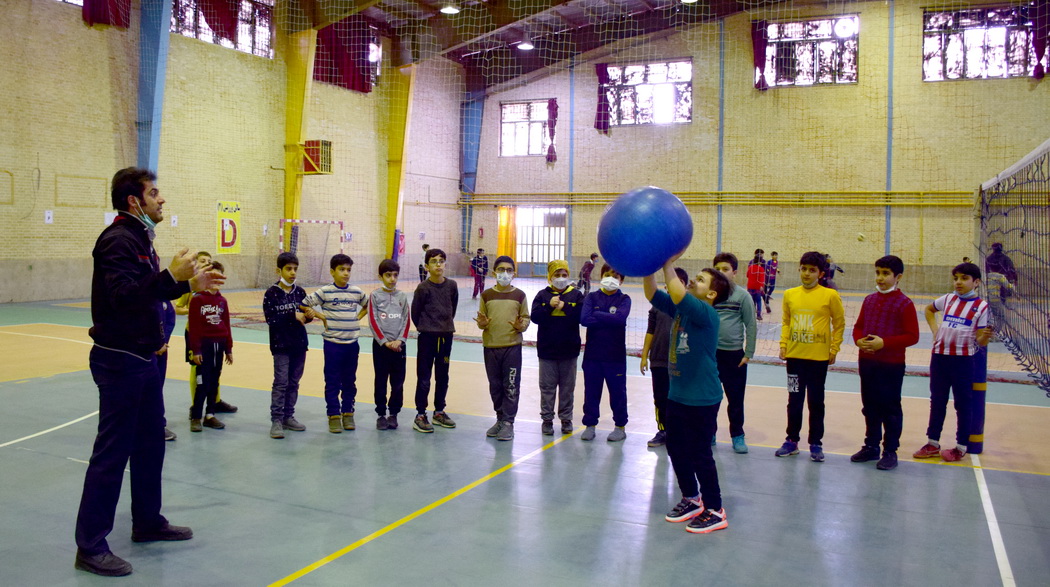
left=779, top=285, right=845, bottom=361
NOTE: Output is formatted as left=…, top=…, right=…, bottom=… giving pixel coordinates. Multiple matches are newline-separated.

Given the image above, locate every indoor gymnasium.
left=1, top=0, right=1049, bottom=585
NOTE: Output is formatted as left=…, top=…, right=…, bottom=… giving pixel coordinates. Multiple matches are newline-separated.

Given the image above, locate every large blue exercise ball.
left=597, top=186, right=693, bottom=277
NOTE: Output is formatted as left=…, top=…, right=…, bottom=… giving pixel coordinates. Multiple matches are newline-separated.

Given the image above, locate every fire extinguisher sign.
left=216, top=201, right=242, bottom=254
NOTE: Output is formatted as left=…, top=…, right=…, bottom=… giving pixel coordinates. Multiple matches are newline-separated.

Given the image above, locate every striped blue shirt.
left=304, top=283, right=366, bottom=344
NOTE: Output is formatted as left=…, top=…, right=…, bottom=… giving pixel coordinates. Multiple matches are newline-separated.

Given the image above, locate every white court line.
left=0, top=329, right=93, bottom=345
left=971, top=454, right=1017, bottom=587
left=0, top=411, right=99, bottom=449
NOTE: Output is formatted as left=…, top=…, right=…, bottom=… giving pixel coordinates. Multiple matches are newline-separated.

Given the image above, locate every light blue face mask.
left=958, top=289, right=978, bottom=299
left=132, top=198, right=158, bottom=233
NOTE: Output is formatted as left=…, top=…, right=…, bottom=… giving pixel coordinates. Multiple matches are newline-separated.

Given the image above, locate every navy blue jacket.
left=580, top=289, right=631, bottom=362
left=531, top=285, right=584, bottom=360
left=89, top=213, right=189, bottom=359
left=263, top=283, right=309, bottom=354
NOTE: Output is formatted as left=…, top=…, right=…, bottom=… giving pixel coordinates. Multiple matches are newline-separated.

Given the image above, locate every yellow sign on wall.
left=216, top=201, right=242, bottom=254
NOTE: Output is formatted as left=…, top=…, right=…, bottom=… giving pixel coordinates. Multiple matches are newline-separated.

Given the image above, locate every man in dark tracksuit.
left=74, top=168, right=222, bottom=577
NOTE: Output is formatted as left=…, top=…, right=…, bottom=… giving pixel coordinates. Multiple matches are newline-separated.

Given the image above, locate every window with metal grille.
left=758, top=16, right=859, bottom=87
left=171, top=0, right=275, bottom=59
left=500, top=101, right=552, bottom=157
left=603, top=60, right=692, bottom=126
left=923, top=5, right=1045, bottom=81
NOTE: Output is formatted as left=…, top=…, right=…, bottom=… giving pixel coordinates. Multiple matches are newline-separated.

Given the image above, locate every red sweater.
left=851, top=289, right=919, bottom=364
left=188, top=291, right=233, bottom=354
left=746, top=261, right=766, bottom=290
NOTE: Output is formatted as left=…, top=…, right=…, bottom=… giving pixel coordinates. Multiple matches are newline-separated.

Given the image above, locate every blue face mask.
left=132, top=198, right=158, bottom=234
left=958, top=289, right=978, bottom=299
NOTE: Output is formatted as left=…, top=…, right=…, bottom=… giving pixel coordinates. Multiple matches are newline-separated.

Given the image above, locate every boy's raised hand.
left=509, top=315, right=529, bottom=332
left=550, top=295, right=564, bottom=310
left=474, top=312, right=490, bottom=329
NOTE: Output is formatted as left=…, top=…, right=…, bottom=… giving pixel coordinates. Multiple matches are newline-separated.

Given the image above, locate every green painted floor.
left=1, top=294, right=1049, bottom=586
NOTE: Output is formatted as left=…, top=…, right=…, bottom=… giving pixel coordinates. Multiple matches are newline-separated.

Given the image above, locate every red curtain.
left=594, top=64, right=611, bottom=134
left=199, top=0, right=240, bottom=43
left=751, top=20, right=769, bottom=90
left=1033, top=0, right=1049, bottom=79
left=82, top=0, right=130, bottom=28
left=546, top=98, right=558, bottom=163
left=315, top=16, right=373, bottom=94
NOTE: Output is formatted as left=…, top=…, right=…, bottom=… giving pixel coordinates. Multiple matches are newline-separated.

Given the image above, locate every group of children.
left=648, top=250, right=992, bottom=536
left=177, top=245, right=993, bottom=538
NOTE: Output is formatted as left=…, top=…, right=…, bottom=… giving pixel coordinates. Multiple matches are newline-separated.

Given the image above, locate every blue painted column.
left=460, top=93, right=484, bottom=253
left=137, top=0, right=173, bottom=171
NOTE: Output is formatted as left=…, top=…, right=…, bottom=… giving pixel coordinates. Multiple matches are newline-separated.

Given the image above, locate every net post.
left=968, top=346, right=988, bottom=454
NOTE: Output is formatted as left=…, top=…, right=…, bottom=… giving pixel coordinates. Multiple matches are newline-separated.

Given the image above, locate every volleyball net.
left=980, top=138, right=1050, bottom=397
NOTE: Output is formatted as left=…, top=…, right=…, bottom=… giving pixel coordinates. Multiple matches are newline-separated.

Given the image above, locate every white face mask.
left=280, top=277, right=295, bottom=287
left=876, top=284, right=897, bottom=294
left=496, top=273, right=513, bottom=286
left=600, top=276, right=621, bottom=291
left=552, top=277, right=571, bottom=290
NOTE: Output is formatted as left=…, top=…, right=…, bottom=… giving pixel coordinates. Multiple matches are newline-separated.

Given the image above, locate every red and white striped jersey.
left=931, top=293, right=988, bottom=356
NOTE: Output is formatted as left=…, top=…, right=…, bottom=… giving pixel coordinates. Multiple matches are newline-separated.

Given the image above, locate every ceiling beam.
left=459, top=1, right=738, bottom=92
left=284, top=0, right=384, bottom=33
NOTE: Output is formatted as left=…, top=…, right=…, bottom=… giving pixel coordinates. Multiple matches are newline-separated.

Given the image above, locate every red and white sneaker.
left=941, top=447, right=967, bottom=462
left=912, top=443, right=941, bottom=459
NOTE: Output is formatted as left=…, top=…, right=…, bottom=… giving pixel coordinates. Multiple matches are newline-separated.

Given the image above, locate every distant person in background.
left=578, top=253, right=599, bottom=295
left=745, top=249, right=766, bottom=322
left=470, top=248, right=489, bottom=299
left=418, top=243, right=430, bottom=283
left=985, top=243, right=1017, bottom=285
left=763, top=251, right=780, bottom=315
left=824, top=255, right=844, bottom=290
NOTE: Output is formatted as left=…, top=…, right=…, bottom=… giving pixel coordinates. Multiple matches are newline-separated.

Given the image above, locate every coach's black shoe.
left=131, top=523, right=193, bottom=543
left=164, top=427, right=177, bottom=441
left=75, top=550, right=132, bottom=576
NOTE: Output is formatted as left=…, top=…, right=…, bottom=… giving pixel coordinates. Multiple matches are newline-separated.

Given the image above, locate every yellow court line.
left=268, top=433, right=575, bottom=586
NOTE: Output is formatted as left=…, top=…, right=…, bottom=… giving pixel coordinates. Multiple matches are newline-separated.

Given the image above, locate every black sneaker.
left=850, top=445, right=880, bottom=463
left=647, top=430, right=667, bottom=447
left=686, top=508, right=728, bottom=534
left=213, top=400, right=238, bottom=413
left=75, top=550, right=132, bottom=576
left=876, top=451, right=898, bottom=470
left=541, top=420, right=554, bottom=436
left=665, top=498, right=703, bottom=523
left=377, top=416, right=389, bottom=430
left=131, top=523, right=193, bottom=543
left=164, top=427, right=177, bottom=441
left=386, top=414, right=398, bottom=430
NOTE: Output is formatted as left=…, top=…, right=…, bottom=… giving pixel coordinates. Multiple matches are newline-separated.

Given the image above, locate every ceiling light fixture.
left=518, top=34, right=535, bottom=51
left=440, top=4, right=460, bottom=15
left=681, top=0, right=699, bottom=4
